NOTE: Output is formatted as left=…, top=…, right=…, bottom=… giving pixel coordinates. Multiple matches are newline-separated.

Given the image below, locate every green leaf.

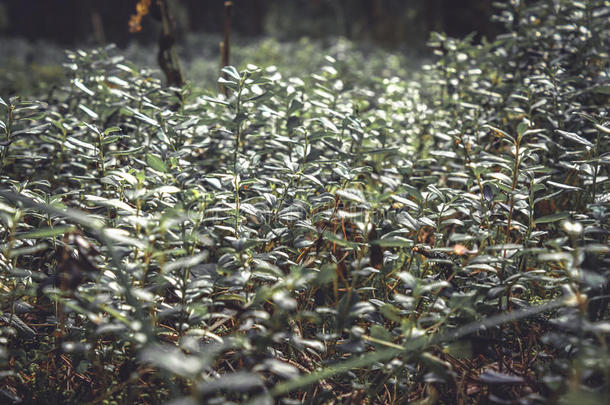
left=85, top=195, right=136, bottom=213
left=198, top=371, right=264, bottom=396
left=103, top=228, right=146, bottom=249
left=288, top=98, right=303, bottom=115
left=78, top=104, right=99, bottom=120
left=108, top=170, right=137, bottom=186
left=12, top=123, right=50, bottom=136
left=595, top=124, right=610, bottom=134
left=106, top=76, right=129, bottom=88
left=335, top=189, right=368, bottom=206
left=391, top=195, right=419, bottom=210
left=221, top=66, right=241, bottom=82
left=547, top=181, right=581, bottom=191
left=73, top=79, right=95, bottom=96
left=216, top=294, right=247, bottom=303
left=132, top=110, right=159, bottom=127
left=484, top=124, right=514, bottom=143
left=164, top=253, right=208, bottom=272
left=315, top=265, right=336, bottom=285
left=369, top=324, right=393, bottom=346
left=555, top=130, right=594, bottom=148
left=108, top=146, right=146, bottom=156
left=516, top=122, right=528, bottom=140
left=103, top=126, right=122, bottom=135
left=535, top=212, right=570, bottom=225
left=361, top=147, right=399, bottom=155
left=16, top=225, right=74, bottom=240
left=317, top=117, right=339, bottom=133
left=591, top=84, right=610, bottom=95
left=102, top=134, right=127, bottom=144
left=152, top=185, right=181, bottom=194
left=370, top=237, right=413, bottom=247
left=140, top=345, right=206, bottom=378
left=218, top=77, right=238, bottom=90
left=200, top=95, right=229, bottom=106
left=487, top=172, right=513, bottom=185
left=323, top=231, right=359, bottom=249
left=0, top=190, right=105, bottom=230
left=146, top=153, right=168, bottom=173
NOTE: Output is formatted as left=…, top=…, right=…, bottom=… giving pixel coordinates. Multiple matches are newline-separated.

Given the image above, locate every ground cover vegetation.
left=0, top=0, right=609, bottom=403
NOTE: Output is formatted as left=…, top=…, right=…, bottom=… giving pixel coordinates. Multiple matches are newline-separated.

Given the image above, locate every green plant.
left=0, top=1, right=608, bottom=403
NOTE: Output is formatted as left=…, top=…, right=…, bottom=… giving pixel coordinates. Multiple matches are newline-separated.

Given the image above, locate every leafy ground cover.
left=0, top=35, right=418, bottom=97
left=1, top=1, right=609, bottom=404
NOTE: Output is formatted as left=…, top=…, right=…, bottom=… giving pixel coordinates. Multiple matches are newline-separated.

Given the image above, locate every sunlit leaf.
left=146, top=153, right=168, bottom=173
left=555, top=129, right=594, bottom=148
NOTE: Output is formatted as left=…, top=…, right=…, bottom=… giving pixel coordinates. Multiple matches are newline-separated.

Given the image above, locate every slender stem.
left=232, top=78, right=244, bottom=237
left=223, top=1, right=233, bottom=68
left=232, top=82, right=244, bottom=172
left=97, top=130, right=105, bottom=176
left=591, top=126, right=602, bottom=203
left=505, top=137, right=521, bottom=246
left=233, top=174, right=240, bottom=237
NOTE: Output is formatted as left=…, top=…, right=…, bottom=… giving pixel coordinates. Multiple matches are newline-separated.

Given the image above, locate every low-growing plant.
left=0, top=1, right=608, bottom=404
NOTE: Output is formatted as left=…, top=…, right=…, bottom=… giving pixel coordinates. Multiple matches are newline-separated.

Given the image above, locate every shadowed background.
left=0, top=0, right=501, bottom=95
left=0, top=0, right=498, bottom=48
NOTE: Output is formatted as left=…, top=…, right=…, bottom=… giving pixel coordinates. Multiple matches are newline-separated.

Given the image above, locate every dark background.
left=0, top=0, right=499, bottom=49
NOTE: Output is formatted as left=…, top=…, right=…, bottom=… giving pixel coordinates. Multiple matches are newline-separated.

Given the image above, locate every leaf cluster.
left=0, top=1, right=609, bottom=403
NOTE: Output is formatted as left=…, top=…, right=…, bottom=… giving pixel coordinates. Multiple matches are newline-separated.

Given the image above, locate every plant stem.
left=505, top=135, right=521, bottom=246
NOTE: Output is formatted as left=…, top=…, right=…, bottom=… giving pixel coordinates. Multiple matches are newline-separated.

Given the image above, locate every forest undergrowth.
left=0, top=1, right=609, bottom=404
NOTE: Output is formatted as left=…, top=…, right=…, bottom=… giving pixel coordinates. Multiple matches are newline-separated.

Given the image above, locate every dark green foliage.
left=0, top=1, right=609, bottom=404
